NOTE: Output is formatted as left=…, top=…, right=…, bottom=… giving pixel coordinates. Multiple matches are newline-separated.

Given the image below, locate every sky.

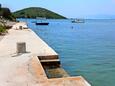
left=0, top=0, right=115, bottom=18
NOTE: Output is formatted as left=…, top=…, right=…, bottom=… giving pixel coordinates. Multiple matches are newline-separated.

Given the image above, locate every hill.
left=13, top=7, right=66, bottom=19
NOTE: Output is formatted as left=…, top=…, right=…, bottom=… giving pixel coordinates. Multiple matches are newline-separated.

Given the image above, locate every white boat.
left=72, top=19, right=85, bottom=23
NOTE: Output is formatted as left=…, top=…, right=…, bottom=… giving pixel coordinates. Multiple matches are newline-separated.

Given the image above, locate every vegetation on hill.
left=13, top=7, right=66, bottom=19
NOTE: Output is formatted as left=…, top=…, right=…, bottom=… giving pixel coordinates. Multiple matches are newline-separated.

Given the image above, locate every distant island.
left=13, top=7, right=66, bottom=19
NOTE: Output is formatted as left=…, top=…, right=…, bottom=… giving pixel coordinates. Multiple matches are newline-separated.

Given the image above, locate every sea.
left=18, top=19, right=115, bottom=86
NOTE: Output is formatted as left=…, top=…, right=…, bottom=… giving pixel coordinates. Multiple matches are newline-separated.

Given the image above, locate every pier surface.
left=0, top=22, right=91, bottom=86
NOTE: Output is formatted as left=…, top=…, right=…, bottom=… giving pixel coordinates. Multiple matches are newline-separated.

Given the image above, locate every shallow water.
left=44, top=67, right=69, bottom=78
left=19, top=19, right=115, bottom=86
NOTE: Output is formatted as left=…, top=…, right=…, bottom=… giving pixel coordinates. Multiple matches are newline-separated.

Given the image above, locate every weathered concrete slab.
left=48, top=76, right=91, bottom=86
left=0, top=23, right=58, bottom=57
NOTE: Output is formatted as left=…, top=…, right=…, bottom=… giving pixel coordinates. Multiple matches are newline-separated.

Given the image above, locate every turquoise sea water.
left=19, top=19, right=115, bottom=86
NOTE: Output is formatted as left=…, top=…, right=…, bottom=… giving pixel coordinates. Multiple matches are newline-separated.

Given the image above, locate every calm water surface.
left=19, top=19, right=115, bottom=86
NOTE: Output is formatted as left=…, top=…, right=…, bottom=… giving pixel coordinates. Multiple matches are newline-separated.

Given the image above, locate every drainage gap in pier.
left=38, top=55, right=69, bottom=78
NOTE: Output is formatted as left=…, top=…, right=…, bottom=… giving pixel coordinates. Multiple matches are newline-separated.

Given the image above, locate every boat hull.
left=36, top=23, right=49, bottom=25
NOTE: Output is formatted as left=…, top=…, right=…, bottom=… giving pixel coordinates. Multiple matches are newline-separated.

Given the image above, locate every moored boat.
left=72, top=19, right=85, bottom=23
left=35, top=22, right=49, bottom=25
left=35, top=17, right=49, bottom=25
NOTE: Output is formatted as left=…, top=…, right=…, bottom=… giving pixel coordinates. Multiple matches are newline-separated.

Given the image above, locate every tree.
left=2, top=8, right=11, bottom=18
left=0, top=4, right=1, bottom=9
left=0, top=4, right=15, bottom=21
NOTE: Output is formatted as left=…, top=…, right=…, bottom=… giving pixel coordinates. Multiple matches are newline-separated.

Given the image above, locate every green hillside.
left=13, top=7, right=66, bottom=19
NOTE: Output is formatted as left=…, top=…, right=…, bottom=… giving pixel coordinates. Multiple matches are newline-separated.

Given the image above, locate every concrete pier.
left=0, top=22, right=91, bottom=86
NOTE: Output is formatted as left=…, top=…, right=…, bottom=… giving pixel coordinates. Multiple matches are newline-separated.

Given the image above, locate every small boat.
left=35, top=22, right=49, bottom=25
left=35, top=17, right=49, bottom=25
left=72, top=19, right=85, bottom=23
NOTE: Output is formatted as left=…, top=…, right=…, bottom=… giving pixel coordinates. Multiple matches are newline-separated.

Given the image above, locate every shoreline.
left=0, top=22, right=91, bottom=86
